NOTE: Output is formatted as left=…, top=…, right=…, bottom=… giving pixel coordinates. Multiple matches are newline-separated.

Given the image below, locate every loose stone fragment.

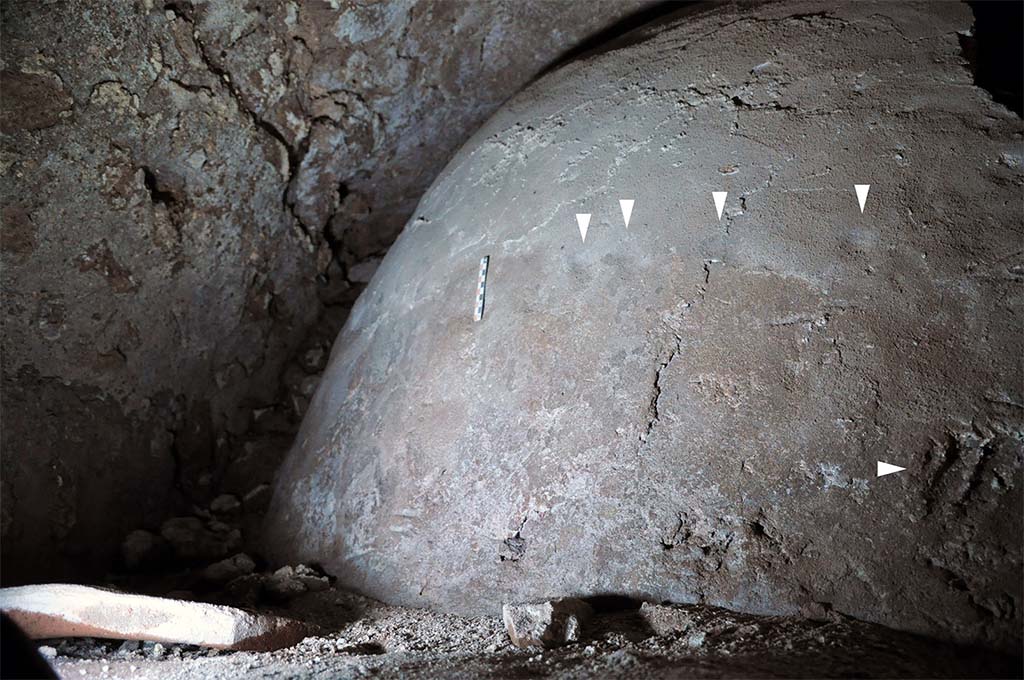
left=264, top=564, right=330, bottom=601
left=502, top=598, right=593, bottom=648
left=160, top=517, right=241, bottom=562
left=0, top=584, right=314, bottom=651
left=202, top=553, right=256, bottom=583
left=116, top=640, right=140, bottom=655
left=224, top=574, right=265, bottom=606
left=243, top=484, right=272, bottom=512
left=638, top=602, right=694, bottom=636
left=209, top=494, right=241, bottom=515
left=121, top=529, right=165, bottom=569
left=265, top=566, right=309, bottom=601
left=293, top=564, right=330, bottom=592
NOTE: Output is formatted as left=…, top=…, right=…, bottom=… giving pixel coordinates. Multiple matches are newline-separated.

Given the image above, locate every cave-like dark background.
left=1, top=0, right=1022, bottom=668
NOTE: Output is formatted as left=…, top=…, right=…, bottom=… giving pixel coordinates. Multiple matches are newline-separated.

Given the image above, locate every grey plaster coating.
left=0, top=0, right=651, bottom=584
left=265, top=1, right=1024, bottom=653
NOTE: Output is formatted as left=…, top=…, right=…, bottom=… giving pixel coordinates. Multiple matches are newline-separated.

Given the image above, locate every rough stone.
left=202, top=553, right=256, bottom=584
left=115, top=640, right=140, bottom=656
left=209, top=494, right=241, bottom=516
left=264, top=566, right=310, bottom=602
left=299, top=346, right=328, bottom=375
left=224, top=574, right=265, bottom=607
left=120, top=529, right=166, bottom=570
left=0, top=584, right=314, bottom=651
left=242, top=484, right=273, bottom=513
left=0, top=69, right=73, bottom=133
left=159, top=517, right=240, bottom=563
left=0, top=0, right=653, bottom=585
left=638, top=603, right=693, bottom=637
left=502, top=598, right=593, bottom=649
left=220, top=435, right=295, bottom=497
left=265, top=1, right=1023, bottom=653
left=37, top=587, right=1023, bottom=679
left=293, top=564, right=330, bottom=593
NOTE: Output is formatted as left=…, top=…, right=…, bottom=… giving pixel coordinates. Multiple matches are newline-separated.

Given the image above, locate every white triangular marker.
left=713, top=191, right=728, bottom=220
left=619, top=199, right=634, bottom=228
left=576, top=213, right=591, bottom=242
left=855, top=184, right=870, bottom=213
left=877, top=461, right=905, bottom=477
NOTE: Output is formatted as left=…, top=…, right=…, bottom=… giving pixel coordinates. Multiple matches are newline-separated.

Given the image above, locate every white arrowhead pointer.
left=576, top=213, right=591, bottom=242
left=855, top=184, right=870, bottom=213
left=877, top=461, right=905, bottom=477
left=713, top=191, right=728, bottom=221
left=619, top=199, right=634, bottom=228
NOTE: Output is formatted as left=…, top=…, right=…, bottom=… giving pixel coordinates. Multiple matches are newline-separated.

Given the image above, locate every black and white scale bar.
left=474, top=255, right=490, bottom=321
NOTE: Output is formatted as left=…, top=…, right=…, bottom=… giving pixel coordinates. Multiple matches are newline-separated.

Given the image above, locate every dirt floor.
left=41, top=588, right=1022, bottom=679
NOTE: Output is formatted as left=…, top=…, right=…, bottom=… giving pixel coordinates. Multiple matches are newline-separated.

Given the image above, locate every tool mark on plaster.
left=498, top=516, right=528, bottom=563
left=748, top=511, right=792, bottom=564
left=638, top=261, right=722, bottom=449
left=640, top=336, right=689, bottom=448
left=922, top=428, right=1005, bottom=516
left=660, top=513, right=687, bottom=551
left=960, top=437, right=996, bottom=507
left=641, top=337, right=681, bottom=445
left=142, top=167, right=178, bottom=206
left=659, top=510, right=738, bottom=579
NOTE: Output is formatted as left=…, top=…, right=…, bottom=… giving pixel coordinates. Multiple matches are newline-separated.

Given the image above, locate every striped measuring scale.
left=474, top=255, right=490, bottom=321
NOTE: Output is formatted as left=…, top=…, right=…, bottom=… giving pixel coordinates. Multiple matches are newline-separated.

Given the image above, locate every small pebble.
left=210, top=494, right=241, bottom=514
left=117, top=639, right=141, bottom=655
left=608, top=649, right=637, bottom=666
left=686, top=631, right=706, bottom=648
left=38, top=645, right=57, bottom=659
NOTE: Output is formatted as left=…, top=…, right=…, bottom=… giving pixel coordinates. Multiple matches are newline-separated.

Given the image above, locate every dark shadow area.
left=964, top=1, right=1023, bottom=116
left=1, top=613, right=58, bottom=679
left=337, top=641, right=385, bottom=656
left=580, top=594, right=655, bottom=644
left=535, top=1, right=701, bottom=79
left=582, top=594, right=644, bottom=613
